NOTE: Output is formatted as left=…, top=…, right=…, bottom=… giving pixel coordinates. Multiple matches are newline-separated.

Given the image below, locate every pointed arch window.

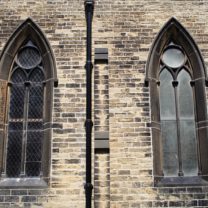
left=146, top=18, right=208, bottom=186
left=160, top=43, right=198, bottom=177
left=0, top=19, right=57, bottom=187
left=7, top=41, right=45, bottom=178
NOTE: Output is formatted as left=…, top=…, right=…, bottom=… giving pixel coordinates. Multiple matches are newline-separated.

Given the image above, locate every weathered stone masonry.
left=0, top=0, right=207, bottom=208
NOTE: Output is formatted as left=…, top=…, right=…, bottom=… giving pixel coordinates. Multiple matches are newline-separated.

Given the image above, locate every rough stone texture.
left=0, top=0, right=87, bottom=207
left=94, top=152, right=110, bottom=208
left=94, top=61, right=110, bottom=208
left=0, top=0, right=207, bottom=207
left=94, top=64, right=109, bottom=133
left=94, top=0, right=208, bottom=208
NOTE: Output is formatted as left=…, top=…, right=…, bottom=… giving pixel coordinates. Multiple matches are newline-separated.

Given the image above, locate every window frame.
left=0, top=18, right=57, bottom=188
left=146, top=18, right=208, bottom=187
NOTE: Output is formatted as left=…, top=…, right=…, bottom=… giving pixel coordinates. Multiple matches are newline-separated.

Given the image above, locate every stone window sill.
left=154, top=176, right=208, bottom=187
left=0, top=177, right=48, bottom=189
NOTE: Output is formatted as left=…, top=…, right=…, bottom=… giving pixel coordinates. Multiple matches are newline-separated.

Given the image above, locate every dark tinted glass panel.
left=161, top=121, right=179, bottom=176
left=29, top=68, right=45, bottom=82
left=26, top=131, right=42, bottom=176
left=26, top=162, right=41, bottom=177
left=26, top=140, right=42, bottom=161
left=6, top=40, right=45, bottom=178
left=8, top=122, right=23, bottom=131
left=11, top=69, right=26, bottom=83
left=27, top=131, right=43, bottom=144
left=9, top=86, right=25, bottom=119
left=28, top=85, right=43, bottom=119
left=6, top=130, right=23, bottom=177
left=28, top=122, right=43, bottom=130
left=159, top=69, right=176, bottom=120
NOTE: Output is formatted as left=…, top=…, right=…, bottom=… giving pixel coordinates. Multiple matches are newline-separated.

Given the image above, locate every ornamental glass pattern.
left=6, top=40, right=45, bottom=177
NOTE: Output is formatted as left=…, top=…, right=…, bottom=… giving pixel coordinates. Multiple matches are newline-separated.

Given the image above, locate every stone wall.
left=100, top=1, right=208, bottom=207
left=0, top=0, right=87, bottom=207
left=0, top=0, right=207, bottom=207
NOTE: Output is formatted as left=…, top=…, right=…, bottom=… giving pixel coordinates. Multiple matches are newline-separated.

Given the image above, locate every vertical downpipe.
left=84, top=1, right=94, bottom=208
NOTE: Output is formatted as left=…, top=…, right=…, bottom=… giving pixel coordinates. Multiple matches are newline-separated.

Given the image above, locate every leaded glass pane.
left=180, top=120, right=198, bottom=176
left=26, top=135, right=42, bottom=162
left=18, top=47, right=41, bottom=69
left=159, top=69, right=176, bottom=120
left=6, top=40, right=45, bottom=178
left=11, top=69, right=26, bottom=83
left=29, top=68, right=44, bottom=82
left=6, top=122, right=23, bottom=177
left=28, top=122, right=43, bottom=130
left=26, top=130, right=43, bottom=176
left=161, top=121, right=179, bottom=176
left=9, top=86, right=25, bottom=119
left=28, top=85, right=43, bottom=119
left=27, top=129, right=43, bottom=144
left=8, top=122, right=23, bottom=131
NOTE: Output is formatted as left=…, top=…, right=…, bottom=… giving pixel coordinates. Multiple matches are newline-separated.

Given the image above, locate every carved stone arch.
left=0, top=18, right=57, bottom=83
left=0, top=18, right=57, bottom=187
left=146, top=18, right=208, bottom=186
left=146, top=17, right=206, bottom=81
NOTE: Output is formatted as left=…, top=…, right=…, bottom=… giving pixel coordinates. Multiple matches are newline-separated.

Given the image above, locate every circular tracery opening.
left=17, top=46, right=41, bottom=69
left=162, top=47, right=185, bottom=69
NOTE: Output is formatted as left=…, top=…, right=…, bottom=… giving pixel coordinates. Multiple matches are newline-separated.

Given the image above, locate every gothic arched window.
left=7, top=40, right=45, bottom=178
left=0, top=18, right=57, bottom=187
left=146, top=18, right=208, bottom=186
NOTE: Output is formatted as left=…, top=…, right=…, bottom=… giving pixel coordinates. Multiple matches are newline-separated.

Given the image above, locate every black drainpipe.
left=84, top=1, right=94, bottom=208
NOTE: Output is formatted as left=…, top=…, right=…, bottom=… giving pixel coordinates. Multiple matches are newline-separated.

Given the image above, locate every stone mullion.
left=20, top=84, right=29, bottom=177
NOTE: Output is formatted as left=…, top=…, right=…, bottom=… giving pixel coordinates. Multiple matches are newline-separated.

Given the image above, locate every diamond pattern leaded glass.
left=26, top=143, right=42, bottom=161
left=26, top=131, right=42, bottom=175
left=9, top=86, right=25, bottom=119
left=11, top=68, right=26, bottom=83
left=28, top=86, right=43, bottom=119
left=18, top=47, right=41, bottom=69
left=29, top=68, right=44, bottom=82
left=6, top=126, right=23, bottom=177
left=6, top=40, right=45, bottom=178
